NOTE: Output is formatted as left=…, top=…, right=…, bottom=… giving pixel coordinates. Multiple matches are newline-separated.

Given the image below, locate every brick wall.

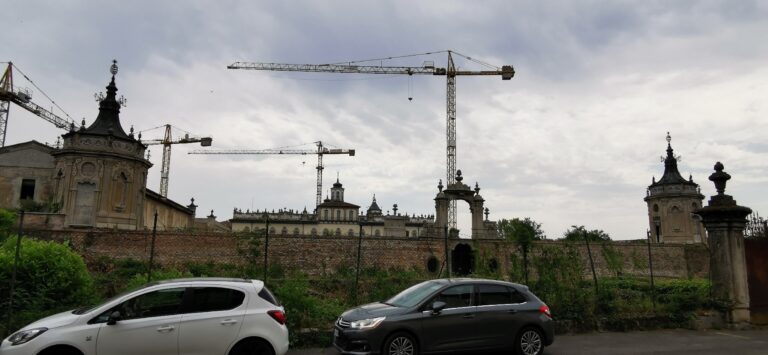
left=27, top=229, right=709, bottom=280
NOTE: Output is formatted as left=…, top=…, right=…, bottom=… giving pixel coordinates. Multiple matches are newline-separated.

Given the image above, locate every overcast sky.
left=3, top=0, right=766, bottom=239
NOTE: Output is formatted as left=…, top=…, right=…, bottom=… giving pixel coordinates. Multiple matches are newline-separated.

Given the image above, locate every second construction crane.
left=141, top=124, right=212, bottom=197
left=227, top=50, right=514, bottom=229
left=189, top=141, right=355, bottom=209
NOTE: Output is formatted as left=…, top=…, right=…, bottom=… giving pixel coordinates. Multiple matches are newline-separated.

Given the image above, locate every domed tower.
left=51, top=61, right=151, bottom=229
left=644, top=133, right=705, bottom=243
left=366, top=194, right=382, bottom=217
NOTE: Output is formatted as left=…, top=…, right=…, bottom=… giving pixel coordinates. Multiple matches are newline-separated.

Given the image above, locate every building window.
left=20, top=179, right=35, bottom=200
left=348, top=229, right=355, bottom=236
left=269, top=227, right=276, bottom=234
left=324, top=210, right=329, bottom=220
left=336, top=210, right=341, bottom=220
left=293, top=228, right=300, bottom=236
left=374, top=229, right=380, bottom=237
left=653, top=204, right=659, bottom=213
left=406, top=231, right=410, bottom=237
left=335, top=228, right=341, bottom=236
left=348, top=210, right=354, bottom=220
left=311, top=228, right=317, bottom=236
left=281, top=227, right=288, bottom=236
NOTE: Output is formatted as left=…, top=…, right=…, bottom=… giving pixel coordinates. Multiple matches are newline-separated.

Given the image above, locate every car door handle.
left=462, top=314, right=475, bottom=319
left=220, top=319, right=239, bottom=325
left=508, top=309, right=519, bottom=314
left=156, top=325, right=175, bottom=332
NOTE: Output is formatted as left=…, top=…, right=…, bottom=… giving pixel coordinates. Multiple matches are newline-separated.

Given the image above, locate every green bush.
left=0, top=237, right=94, bottom=336
left=0, top=209, right=15, bottom=242
left=271, top=273, right=346, bottom=347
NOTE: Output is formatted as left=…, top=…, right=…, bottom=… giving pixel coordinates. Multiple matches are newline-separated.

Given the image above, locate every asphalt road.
left=287, top=329, right=768, bottom=355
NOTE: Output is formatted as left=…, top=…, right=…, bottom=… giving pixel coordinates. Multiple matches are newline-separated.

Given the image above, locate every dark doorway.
left=745, top=238, right=768, bottom=325
left=451, top=243, right=474, bottom=276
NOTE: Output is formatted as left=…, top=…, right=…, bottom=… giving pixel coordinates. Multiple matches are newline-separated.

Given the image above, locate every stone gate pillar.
left=696, top=162, right=751, bottom=324
left=434, top=179, right=449, bottom=238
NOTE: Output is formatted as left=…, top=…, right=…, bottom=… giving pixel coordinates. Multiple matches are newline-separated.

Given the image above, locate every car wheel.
left=383, top=332, right=418, bottom=355
left=229, top=338, right=275, bottom=355
left=515, top=327, right=544, bottom=355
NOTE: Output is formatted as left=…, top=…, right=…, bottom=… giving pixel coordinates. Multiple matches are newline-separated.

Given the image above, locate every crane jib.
left=227, top=63, right=513, bottom=79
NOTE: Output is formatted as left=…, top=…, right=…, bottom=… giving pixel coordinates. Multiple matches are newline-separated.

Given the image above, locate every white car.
left=0, top=278, right=289, bottom=355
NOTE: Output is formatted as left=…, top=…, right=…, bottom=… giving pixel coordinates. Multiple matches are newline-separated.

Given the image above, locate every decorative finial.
left=484, top=207, right=490, bottom=221
left=393, top=204, right=398, bottom=215
left=438, top=179, right=443, bottom=192
left=709, top=161, right=730, bottom=195
left=689, top=174, right=693, bottom=182
left=129, top=125, right=134, bottom=137
left=81, top=118, right=86, bottom=127
left=69, top=121, right=75, bottom=132
left=474, top=182, right=480, bottom=195
left=110, top=60, right=118, bottom=76
left=666, top=131, right=671, bottom=144
left=456, top=170, right=463, bottom=183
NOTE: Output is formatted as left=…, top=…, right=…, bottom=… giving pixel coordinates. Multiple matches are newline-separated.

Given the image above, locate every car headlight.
left=8, top=327, right=47, bottom=345
left=349, top=317, right=386, bottom=330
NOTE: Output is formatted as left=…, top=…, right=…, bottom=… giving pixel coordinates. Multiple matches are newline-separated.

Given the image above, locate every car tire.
left=229, top=338, right=275, bottom=355
left=515, top=326, right=544, bottom=355
left=383, top=332, right=418, bottom=355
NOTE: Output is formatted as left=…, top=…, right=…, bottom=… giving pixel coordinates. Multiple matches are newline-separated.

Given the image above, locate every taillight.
left=268, top=310, right=286, bottom=325
left=539, top=304, right=552, bottom=319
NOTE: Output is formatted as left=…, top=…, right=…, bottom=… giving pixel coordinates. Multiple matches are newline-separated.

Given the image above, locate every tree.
left=561, top=225, right=611, bottom=242
left=0, top=238, right=94, bottom=336
left=498, top=218, right=546, bottom=284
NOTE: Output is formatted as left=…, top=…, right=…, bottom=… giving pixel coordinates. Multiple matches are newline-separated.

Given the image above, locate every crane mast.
left=0, top=62, right=74, bottom=147
left=228, top=50, right=514, bottom=228
left=142, top=124, right=213, bottom=197
left=189, top=141, right=355, bottom=208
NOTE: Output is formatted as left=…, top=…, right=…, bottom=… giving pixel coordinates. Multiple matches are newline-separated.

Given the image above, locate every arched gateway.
left=433, top=170, right=497, bottom=239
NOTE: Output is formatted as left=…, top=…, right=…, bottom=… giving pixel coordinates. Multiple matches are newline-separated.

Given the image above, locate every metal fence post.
left=263, top=216, right=270, bottom=283
left=147, top=211, right=158, bottom=283
left=354, top=224, right=363, bottom=303
left=646, top=229, right=656, bottom=310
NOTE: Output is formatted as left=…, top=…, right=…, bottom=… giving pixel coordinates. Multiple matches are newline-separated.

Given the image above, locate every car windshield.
left=385, top=281, right=445, bottom=308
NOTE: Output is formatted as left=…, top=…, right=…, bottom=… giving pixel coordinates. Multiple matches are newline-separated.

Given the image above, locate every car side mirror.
left=107, top=311, right=122, bottom=325
left=431, top=301, right=447, bottom=315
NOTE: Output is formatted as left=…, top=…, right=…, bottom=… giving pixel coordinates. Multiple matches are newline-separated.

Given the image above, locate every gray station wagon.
left=333, top=278, right=554, bottom=355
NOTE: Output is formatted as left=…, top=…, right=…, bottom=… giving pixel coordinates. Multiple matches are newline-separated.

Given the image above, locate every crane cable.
left=326, top=50, right=501, bottom=70
left=10, top=63, right=76, bottom=123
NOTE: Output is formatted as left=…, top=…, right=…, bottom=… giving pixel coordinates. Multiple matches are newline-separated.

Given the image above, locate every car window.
left=478, top=284, right=514, bottom=305
left=186, top=287, right=245, bottom=313
left=510, top=288, right=527, bottom=304
left=478, top=285, right=528, bottom=305
left=432, top=285, right=473, bottom=309
left=258, top=286, right=279, bottom=306
left=117, top=287, right=186, bottom=320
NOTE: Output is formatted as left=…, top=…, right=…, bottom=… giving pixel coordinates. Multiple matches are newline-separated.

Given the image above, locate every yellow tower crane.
left=0, top=62, right=75, bottom=147
left=227, top=50, right=514, bottom=229
left=189, top=141, right=355, bottom=209
left=141, top=124, right=212, bottom=197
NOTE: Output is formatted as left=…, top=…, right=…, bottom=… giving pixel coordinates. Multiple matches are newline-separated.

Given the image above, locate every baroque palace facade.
left=230, top=178, right=435, bottom=237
